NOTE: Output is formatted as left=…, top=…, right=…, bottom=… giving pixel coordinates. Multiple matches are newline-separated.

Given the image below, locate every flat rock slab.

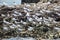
left=2, top=38, right=60, bottom=40
left=2, top=37, right=36, bottom=40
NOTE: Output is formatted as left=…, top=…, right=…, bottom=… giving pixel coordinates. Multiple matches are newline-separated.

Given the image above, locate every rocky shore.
left=0, top=2, right=60, bottom=40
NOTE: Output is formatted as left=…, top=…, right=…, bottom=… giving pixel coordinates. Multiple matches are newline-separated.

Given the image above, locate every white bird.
left=47, top=2, right=51, bottom=5
left=12, top=18, right=17, bottom=21
left=37, top=16, right=42, bottom=20
left=15, top=21, right=20, bottom=24
left=10, top=26, right=15, bottom=29
left=33, top=4, right=36, bottom=7
left=24, top=10, right=27, bottom=12
left=20, top=20, right=23, bottom=23
left=58, top=14, right=60, bottom=16
left=3, top=27, right=8, bottom=31
left=54, top=27, right=60, bottom=32
left=17, top=25, right=21, bottom=27
left=43, top=9, right=52, bottom=13
left=55, top=6, right=60, bottom=9
left=56, top=12, right=60, bottom=16
left=26, top=12, right=30, bottom=16
left=19, top=13, right=22, bottom=16
left=20, top=20, right=27, bottom=25
left=54, top=8, right=60, bottom=11
left=35, top=16, right=39, bottom=20
left=7, top=14, right=10, bottom=17
left=26, top=4, right=31, bottom=7
left=39, top=22, right=42, bottom=24
left=3, top=20, right=10, bottom=24
left=28, top=27, right=34, bottom=31
left=12, top=14, right=18, bottom=16
left=12, top=24, right=16, bottom=27
left=35, top=13, right=41, bottom=16
left=23, top=22, right=27, bottom=25
left=43, top=2, right=51, bottom=5
left=23, top=7, right=27, bottom=10
left=18, top=28, right=23, bottom=32
left=27, top=17, right=33, bottom=22
left=14, top=11, right=18, bottom=14
left=27, top=9, right=32, bottom=12
left=10, top=24, right=16, bottom=29
left=32, top=21, right=36, bottom=24
left=36, top=18, right=42, bottom=22
left=1, top=14, right=5, bottom=17
left=40, top=10, right=44, bottom=14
